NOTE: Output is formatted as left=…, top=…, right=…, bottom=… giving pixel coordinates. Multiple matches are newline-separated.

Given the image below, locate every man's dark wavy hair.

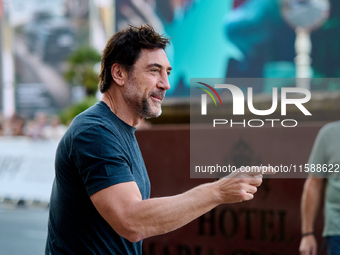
left=98, top=24, right=170, bottom=93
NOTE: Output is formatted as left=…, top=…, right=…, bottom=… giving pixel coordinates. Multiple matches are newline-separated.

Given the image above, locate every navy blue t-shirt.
left=45, top=101, right=150, bottom=255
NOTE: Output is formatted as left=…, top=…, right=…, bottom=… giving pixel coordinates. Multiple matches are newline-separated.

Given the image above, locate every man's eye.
left=151, top=69, right=159, bottom=73
left=167, top=72, right=171, bottom=76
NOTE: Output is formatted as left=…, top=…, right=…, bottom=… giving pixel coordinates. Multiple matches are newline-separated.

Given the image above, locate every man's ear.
left=111, top=63, right=128, bottom=86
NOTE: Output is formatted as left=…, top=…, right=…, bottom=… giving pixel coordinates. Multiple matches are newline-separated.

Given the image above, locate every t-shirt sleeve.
left=307, top=125, right=329, bottom=177
left=71, top=125, right=135, bottom=196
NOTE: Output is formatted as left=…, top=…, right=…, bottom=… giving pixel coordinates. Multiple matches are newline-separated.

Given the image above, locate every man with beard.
left=45, top=24, right=269, bottom=255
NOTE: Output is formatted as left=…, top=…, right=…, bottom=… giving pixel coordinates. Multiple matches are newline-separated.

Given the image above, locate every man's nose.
left=157, top=72, right=171, bottom=91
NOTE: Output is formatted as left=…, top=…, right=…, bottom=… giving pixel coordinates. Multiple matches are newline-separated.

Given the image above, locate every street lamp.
left=281, top=0, right=330, bottom=89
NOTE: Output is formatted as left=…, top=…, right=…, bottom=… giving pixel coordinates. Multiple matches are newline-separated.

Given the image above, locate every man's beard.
left=124, top=76, right=165, bottom=119
left=139, top=97, right=162, bottom=119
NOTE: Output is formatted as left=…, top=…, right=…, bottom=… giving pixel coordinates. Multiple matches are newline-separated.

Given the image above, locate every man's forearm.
left=124, top=181, right=220, bottom=242
left=301, top=177, right=324, bottom=233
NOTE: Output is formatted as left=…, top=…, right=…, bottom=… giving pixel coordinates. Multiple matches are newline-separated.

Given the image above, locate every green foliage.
left=64, top=47, right=102, bottom=96
left=60, top=96, right=98, bottom=125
